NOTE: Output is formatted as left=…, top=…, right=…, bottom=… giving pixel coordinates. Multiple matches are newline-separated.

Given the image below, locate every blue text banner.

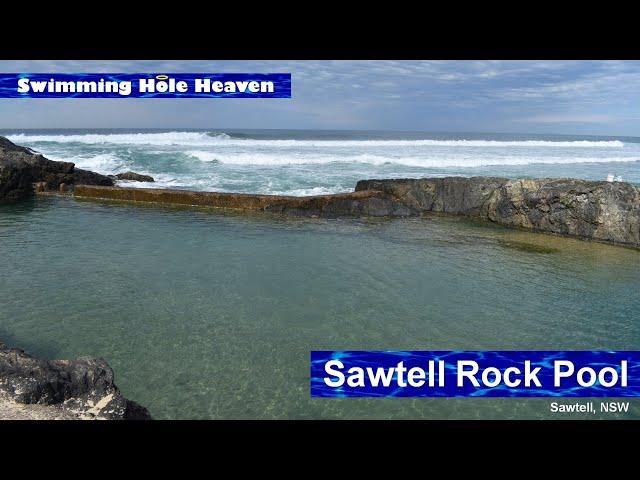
left=310, top=351, right=640, bottom=397
left=0, top=73, right=291, bottom=98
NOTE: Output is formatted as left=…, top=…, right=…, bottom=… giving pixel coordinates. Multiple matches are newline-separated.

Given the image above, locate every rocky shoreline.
left=0, top=341, right=151, bottom=420
left=1, top=135, right=639, bottom=248
left=74, top=176, right=640, bottom=249
left=0, top=136, right=115, bottom=199
left=355, top=177, right=640, bottom=248
left=0, top=136, right=154, bottom=199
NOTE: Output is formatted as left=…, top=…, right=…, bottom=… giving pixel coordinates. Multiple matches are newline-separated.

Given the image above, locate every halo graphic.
left=155, top=75, right=169, bottom=80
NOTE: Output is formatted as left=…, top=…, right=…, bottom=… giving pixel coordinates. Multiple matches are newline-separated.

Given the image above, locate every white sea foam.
left=6, top=132, right=626, bottom=148
left=266, top=186, right=344, bottom=196
left=202, top=152, right=640, bottom=167
left=45, top=150, right=640, bottom=171
left=186, top=150, right=219, bottom=162
left=7, top=132, right=229, bottom=146
left=128, top=178, right=349, bottom=196
left=121, top=174, right=223, bottom=191
left=47, top=152, right=125, bottom=174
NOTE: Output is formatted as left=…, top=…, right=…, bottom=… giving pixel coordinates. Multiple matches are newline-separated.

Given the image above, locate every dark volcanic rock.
left=1, top=136, right=73, bottom=200
left=0, top=135, right=114, bottom=201
left=356, top=177, right=640, bottom=248
left=0, top=155, right=33, bottom=201
left=0, top=341, right=151, bottom=420
left=115, top=171, right=155, bottom=182
left=74, top=168, right=115, bottom=186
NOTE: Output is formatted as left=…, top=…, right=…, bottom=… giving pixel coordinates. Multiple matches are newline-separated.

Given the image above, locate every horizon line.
left=0, top=127, right=638, bottom=139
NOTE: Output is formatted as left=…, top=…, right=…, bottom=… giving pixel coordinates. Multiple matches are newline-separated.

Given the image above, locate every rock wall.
left=0, top=341, right=151, bottom=420
left=75, top=178, right=640, bottom=248
left=74, top=184, right=414, bottom=217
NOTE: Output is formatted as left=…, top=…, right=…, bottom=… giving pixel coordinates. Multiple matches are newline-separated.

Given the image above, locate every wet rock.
left=0, top=341, right=151, bottom=420
left=356, top=177, right=508, bottom=216
left=73, top=168, right=114, bottom=186
left=0, top=158, right=33, bottom=201
left=264, top=190, right=413, bottom=217
left=115, top=171, right=155, bottom=182
left=74, top=185, right=413, bottom=218
left=0, top=137, right=71, bottom=200
left=0, top=135, right=114, bottom=201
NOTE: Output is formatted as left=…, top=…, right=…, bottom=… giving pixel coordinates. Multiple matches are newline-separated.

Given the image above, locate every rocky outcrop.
left=74, top=168, right=116, bottom=187
left=0, top=136, right=114, bottom=201
left=355, top=177, right=640, bottom=248
left=0, top=341, right=151, bottom=420
left=115, top=171, right=155, bottom=182
left=0, top=136, right=74, bottom=200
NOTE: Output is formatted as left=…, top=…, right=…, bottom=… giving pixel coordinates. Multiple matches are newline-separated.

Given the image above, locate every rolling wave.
left=185, top=152, right=639, bottom=167
left=6, top=131, right=626, bottom=148
left=47, top=150, right=640, bottom=170
left=46, top=152, right=125, bottom=173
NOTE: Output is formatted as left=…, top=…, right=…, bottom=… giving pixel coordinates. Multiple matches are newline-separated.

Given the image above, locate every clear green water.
left=1, top=196, right=639, bottom=419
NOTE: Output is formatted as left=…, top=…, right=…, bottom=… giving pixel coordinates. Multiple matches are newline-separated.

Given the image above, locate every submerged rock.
left=0, top=135, right=114, bottom=201
left=115, top=171, right=155, bottom=182
left=497, top=240, right=560, bottom=254
left=0, top=341, right=151, bottom=420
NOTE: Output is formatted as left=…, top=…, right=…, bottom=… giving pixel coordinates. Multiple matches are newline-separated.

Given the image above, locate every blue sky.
left=0, top=60, right=639, bottom=135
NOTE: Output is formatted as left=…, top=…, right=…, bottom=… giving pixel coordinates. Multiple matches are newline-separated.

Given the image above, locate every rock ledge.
left=0, top=341, right=151, bottom=420
left=74, top=177, right=640, bottom=248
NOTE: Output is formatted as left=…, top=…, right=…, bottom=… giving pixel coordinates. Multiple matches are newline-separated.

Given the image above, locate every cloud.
left=516, top=114, right=613, bottom=124
left=0, top=60, right=638, bottom=134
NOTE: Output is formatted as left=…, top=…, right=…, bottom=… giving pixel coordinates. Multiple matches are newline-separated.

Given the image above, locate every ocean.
left=2, top=129, right=640, bottom=194
left=1, top=129, right=639, bottom=419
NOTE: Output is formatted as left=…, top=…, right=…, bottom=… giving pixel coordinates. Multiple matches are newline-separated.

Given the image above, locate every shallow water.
left=1, top=196, right=639, bottom=419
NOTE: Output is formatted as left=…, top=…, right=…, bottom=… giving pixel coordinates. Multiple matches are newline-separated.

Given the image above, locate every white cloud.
left=0, top=60, right=639, bottom=134
left=516, top=114, right=613, bottom=124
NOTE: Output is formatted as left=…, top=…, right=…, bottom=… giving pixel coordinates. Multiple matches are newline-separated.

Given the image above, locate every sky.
left=0, top=60, right=638, bottom=136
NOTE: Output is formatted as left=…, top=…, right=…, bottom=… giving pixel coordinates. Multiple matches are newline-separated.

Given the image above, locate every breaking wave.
left=6, top=131, right=626, bottom=148
left=5, top=130, right=639, bottom=195
left=190, top=153, right=639, bottom=167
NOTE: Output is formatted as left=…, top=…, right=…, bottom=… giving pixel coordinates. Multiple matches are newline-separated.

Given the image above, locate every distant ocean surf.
left=4, top=129, right=640, bottom=195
